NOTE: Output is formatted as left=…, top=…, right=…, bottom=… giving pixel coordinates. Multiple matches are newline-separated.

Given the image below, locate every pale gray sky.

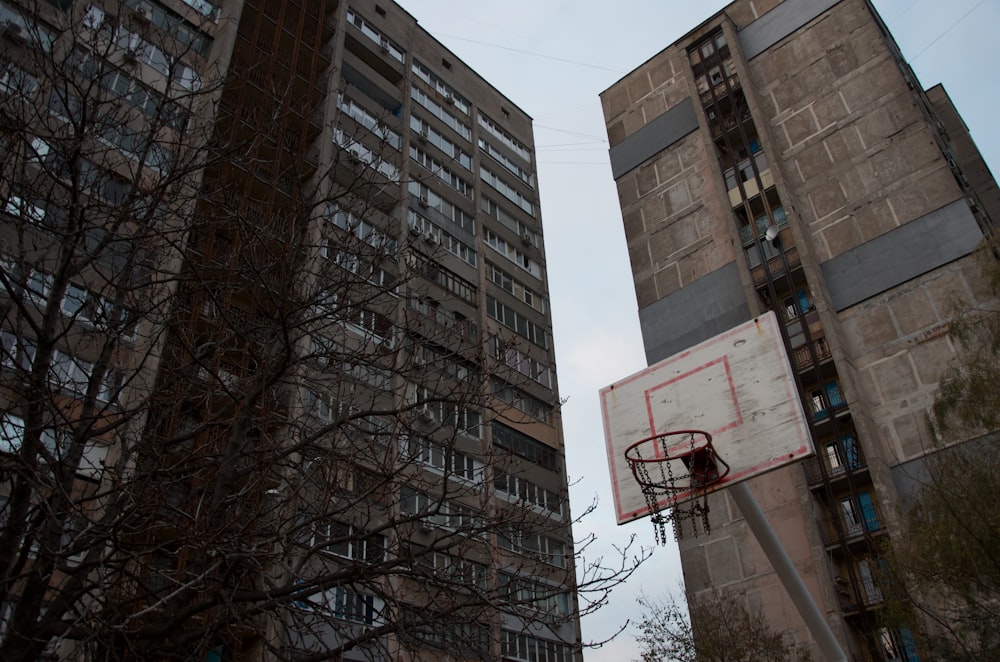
left=395, top=1, right=999, bottom=659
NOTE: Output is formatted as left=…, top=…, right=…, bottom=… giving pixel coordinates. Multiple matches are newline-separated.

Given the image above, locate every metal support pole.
left=729, top=482, right=847, bottom=662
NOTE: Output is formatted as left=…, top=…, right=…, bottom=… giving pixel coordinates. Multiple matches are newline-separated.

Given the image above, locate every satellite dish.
left=765, top=225, right=780, bottom=243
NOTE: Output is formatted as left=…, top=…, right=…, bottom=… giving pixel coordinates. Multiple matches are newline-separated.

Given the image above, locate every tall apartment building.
left=601, top=0, right=997, bottom=659
left=0, top=1, right=581, bottom=660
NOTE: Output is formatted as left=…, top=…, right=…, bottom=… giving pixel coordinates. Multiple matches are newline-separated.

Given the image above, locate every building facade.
left=0, top=1, right=580, bottom=660
left=601, top=0, right=996, bottom=659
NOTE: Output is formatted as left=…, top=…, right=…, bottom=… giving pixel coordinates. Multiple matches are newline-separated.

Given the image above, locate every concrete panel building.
left=0, top=1, right=580, bottom=660
left=601, top=0, right=996, bottom=658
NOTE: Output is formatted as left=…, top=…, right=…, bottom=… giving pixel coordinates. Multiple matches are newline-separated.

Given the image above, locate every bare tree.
left=635, top=591, right=811, bottom=662
left=0, top=4, right=642, bottom=661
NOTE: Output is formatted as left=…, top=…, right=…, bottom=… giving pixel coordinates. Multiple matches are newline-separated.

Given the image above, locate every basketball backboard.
left=600, top=311, right=812, bottom=525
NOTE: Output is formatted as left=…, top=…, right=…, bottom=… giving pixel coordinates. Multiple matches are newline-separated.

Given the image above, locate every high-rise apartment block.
left=602, top=0, right=996, bottom=659
left=0, top=1, right=581, bottom=660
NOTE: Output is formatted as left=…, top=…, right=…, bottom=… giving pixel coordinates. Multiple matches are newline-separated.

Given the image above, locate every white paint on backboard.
left=600, top=311, right=813, bottom=524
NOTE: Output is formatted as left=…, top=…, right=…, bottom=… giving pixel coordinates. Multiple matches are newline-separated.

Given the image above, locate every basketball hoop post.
left=730, top=483, right=847, bottom=662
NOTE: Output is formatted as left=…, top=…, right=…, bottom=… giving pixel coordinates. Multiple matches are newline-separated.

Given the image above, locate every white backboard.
left=600, top=311, right=813, bottom=524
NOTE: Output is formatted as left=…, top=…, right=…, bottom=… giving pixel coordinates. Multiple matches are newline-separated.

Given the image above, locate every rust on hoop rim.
left=624, top=430, right=732, bottom=542
left=624, top=430, right=731, bottom=491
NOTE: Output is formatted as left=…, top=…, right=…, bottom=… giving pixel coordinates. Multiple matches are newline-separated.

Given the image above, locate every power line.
left=432, top=32, right=626, bottom=74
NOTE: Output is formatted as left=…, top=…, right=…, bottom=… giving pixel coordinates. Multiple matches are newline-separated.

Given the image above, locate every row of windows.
left=481, top=166, right=534, bottom=217
left=490, top=336, right=552, bottom=390
left=308, top=520, right=387, bottom=563
left=484, top=228, right=540, bottom=279
left=410, top=146, right=471, bottom=197
left=482, top=196, right=537, bottom=247
left=410, top=86, right=471, bottom=141
left=480, top=136, right=534, bottom=188
left=405, top=254, right=477, bottom=305
left=405, top=383, right=482, bottom=437
left=412, top=60, right=470, bottom=115
left=338, top=93, right=401, bottom=150
left=346, top=7, right=404, bottom=62
left=479, top=114, right=531, bottom=163
left=402, top=435, right=484, bottom=483
left=334, top=128, right=399, bottom=180
left=501, top=630, right=574, bottom=662
left=494, top=470, right=561, bottom=517
left=407, top=209, right=477, bottom=267
left=486, top=296, right=548, bottom=349
left=499, top=573, right=572, bottom=617
left=488, top=262, right=545, bottom=314
left=308, top=336, right=393, bottom=391
left=0, top=333, right=122, bottom=403
left=493, top=380, right=550, bottom=423
left=410, top=115, right=472, bottom=169
left=296, top=585, right=384, bottom=626
left=83, top=7, right=202, bottom=90
left=407, top=182, right=476, bottom=235
left=498, top=528, right=567, bottom=568
left=493, top=422, right=558, bottom=471
left=0, top=414, right=106, bottom=478
left=327, top=205, right=398, bottom=254
left=119, top=0, right=214, bottom=57
left=400, top=486, right=482, bottom=532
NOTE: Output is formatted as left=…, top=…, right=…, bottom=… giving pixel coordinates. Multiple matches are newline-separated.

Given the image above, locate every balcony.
left=818, top=499, right=885, bottom=548
left=750, top=244, right=800, bottom=288
left=804, top=436, right=867, bottom=486
left=792, top=336, right=832, bottom=372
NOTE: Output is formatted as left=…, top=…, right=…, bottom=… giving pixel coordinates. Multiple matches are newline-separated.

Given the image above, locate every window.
left=493, top=422, right=558, bottom=471
left=501, top=629, right=573, bottom=662
left=403, top=436, right=484, bottom=483
left=490, top=336, right=551, bottom=389
left=487, top=262, right=546, bottom=313
left=299, top=586, right=384, bottom=626
left=825, top=435, right=860, bottom=474
left=810, top=381, right=844, bottom=420
left=409, top=146, right=471, bottom=197
left=410, top=87, right=470, bottom=140
left=495, top=470, right=562, bottom=517
left=400, top=486, right=483, bottom=532
left=310, top=520, right=386, bottom=562
left=479, top=137, right=534, bottom=188
left=486, top=296, right=548, bottom=349
left=347, top=8, right=404, bottom=62
left=481, top=166, right=534, bottom=217
left=409, top=115, right=471, bottom=169
left=478, top=114, right=531, bottom=162
left=839, top=491, right=879, bottom=537
left=412, top=60, right=470, bottom=115
left=484, top=228, right=540, bottom=278
left=338, top=93, right=401, bottom=149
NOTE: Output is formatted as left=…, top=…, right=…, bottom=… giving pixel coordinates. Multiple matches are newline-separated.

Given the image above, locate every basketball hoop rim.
left=623, top=429, right=713, bottom=464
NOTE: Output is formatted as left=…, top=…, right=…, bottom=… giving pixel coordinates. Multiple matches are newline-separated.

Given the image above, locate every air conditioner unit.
left=408, top=222, right=422, bottom=236
left=379, top=37, right=390, bottom=53
left=521, top=233, right=532, bottom=245
left=418, top=195, right=429, bottom=207
left=417, top=405, right=433, bottom=421
left=413, top=355, right=426, bottom=368
left=423, top=232, right=438, bottom=245
left=416, top=130, right=428, bottom=144
left=444, top=94, right=455, bottom=105
left=135, top=3, right=153, bottom=22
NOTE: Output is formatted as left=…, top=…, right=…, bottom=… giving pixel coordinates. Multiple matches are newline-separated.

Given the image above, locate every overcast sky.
left=394, top=1, right=999, bottom=659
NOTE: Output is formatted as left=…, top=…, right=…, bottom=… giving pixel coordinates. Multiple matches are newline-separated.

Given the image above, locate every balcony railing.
left=750, top=245, right=800, bottom=288
left=804, top=440, right=867, bottom=486
left=792, top=336, right=832, bottom=372
left=818, top=501, right=884, bottom=547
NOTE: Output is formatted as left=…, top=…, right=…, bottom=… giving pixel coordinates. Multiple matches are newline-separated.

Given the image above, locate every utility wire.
left=432, top=32, right=626, bottom=74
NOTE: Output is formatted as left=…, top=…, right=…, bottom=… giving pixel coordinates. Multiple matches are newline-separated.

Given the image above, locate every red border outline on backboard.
left=600, top=313, right=812, bottom=524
